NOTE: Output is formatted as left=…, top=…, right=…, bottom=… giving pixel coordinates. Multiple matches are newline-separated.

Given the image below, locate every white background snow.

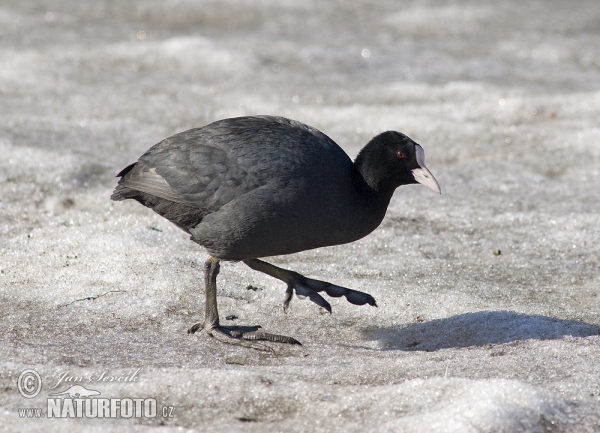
left=1, top=0, right=600, bottom=431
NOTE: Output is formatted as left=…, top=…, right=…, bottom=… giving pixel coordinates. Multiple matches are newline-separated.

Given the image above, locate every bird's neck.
left=351, top=164, right=395, bottom=212
left=352, top=150, right=397, bottom=205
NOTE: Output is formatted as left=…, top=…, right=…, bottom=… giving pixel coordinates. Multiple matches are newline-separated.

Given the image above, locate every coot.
left=112, top=115, right=440, bottom=350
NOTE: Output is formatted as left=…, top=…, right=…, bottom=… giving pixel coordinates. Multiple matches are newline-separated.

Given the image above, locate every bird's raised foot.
left=283, top=275, right=378, bottom=313
left=188, top=322, right=301, bottom=351
left=243, top=259, right=377, bottom=313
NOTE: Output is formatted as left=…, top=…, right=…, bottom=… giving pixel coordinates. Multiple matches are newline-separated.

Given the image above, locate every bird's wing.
left=118, top=126, right=276, bottom=213
left=116, top=116, right=347, bottom=213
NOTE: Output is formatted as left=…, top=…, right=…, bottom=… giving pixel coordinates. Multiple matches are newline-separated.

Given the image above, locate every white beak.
left=412, top=145, right=441, bottom=194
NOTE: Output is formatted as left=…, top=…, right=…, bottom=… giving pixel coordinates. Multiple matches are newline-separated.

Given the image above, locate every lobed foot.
left=244, top=258, right=377, bottom=313
left=188, top=322, right=301, bottom=352
left=281, top=273, right=377, bottom=313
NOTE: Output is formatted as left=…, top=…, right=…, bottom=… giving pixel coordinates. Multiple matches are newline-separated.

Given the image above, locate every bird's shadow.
left=364, top=310, right=600, bottom=351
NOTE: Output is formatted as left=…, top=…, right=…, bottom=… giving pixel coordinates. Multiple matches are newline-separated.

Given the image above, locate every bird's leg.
left=243, top=258, right=377, bottom=313
left=188, top=257, right=301, bottom=351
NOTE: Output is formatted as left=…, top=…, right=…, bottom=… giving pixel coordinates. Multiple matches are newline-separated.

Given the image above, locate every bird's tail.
left=110, top=184, right=139, bottom=201
left=110, top=163, right=138, bottom=201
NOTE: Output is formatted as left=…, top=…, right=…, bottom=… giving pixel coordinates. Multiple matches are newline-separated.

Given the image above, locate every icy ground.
left=1, top=0, right=600, bottom=431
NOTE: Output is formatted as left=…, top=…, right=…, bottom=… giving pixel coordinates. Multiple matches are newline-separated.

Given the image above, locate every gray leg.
left=188, top=257, right=301, bottom=351
left=243, top=258, right=377, bottom=312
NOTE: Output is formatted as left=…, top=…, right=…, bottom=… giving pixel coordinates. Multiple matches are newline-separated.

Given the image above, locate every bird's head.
left=355, top=131, right=441, bottom=195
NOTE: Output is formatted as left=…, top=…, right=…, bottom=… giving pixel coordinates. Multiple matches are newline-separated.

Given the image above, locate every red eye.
left=397, top=151, right=406, bottom=159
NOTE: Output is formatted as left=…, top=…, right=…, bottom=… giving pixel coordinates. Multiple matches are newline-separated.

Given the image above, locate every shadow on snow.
left=365, top=310, right=600, bottom=351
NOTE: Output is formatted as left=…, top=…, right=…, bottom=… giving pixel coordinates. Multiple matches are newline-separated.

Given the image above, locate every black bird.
left=111, top=116, right=440, bottom=350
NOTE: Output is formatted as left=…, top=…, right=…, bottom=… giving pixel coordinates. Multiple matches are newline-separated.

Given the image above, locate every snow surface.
left=1, top=0, right=600, bottom=431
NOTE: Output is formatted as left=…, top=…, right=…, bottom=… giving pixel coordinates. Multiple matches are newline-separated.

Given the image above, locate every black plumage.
left=112, top=115, right=440, bottom=349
